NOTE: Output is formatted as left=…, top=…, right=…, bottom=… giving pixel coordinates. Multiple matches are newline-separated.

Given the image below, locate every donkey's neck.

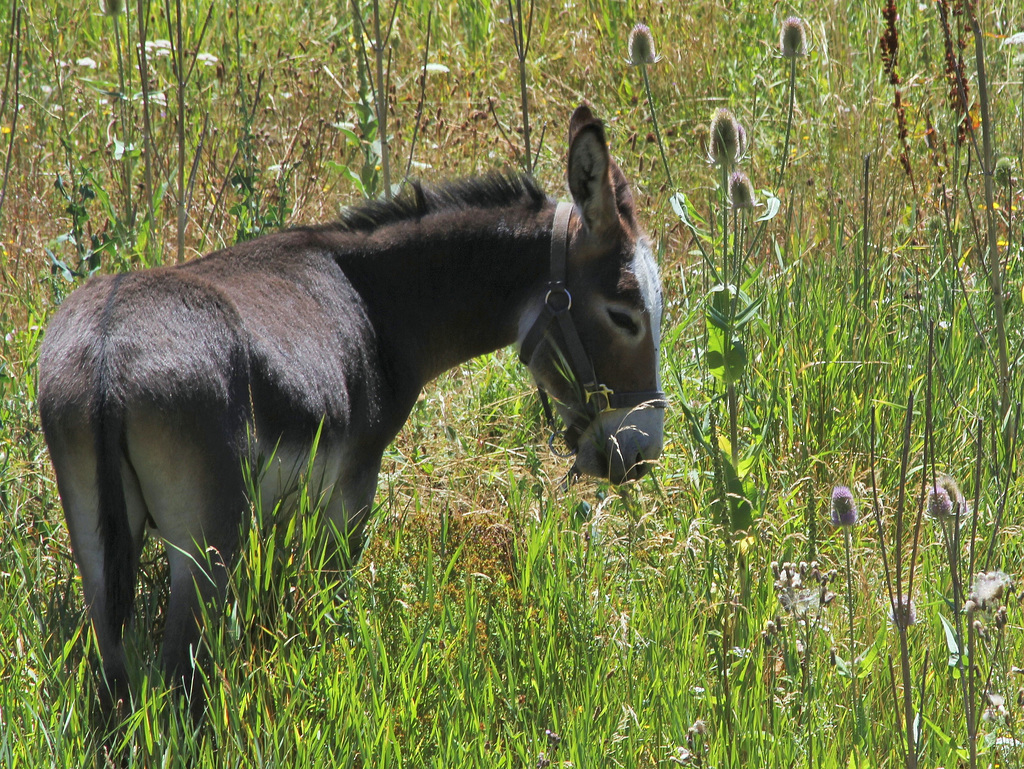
left=339, top=202, right=555, bottom=394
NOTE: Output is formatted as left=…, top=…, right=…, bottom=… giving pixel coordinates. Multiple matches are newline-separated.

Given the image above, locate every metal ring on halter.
left=544, top=287, right=572, bottom=312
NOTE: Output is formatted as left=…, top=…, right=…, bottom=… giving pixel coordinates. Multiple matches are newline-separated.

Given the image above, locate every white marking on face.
left=631, top=238, right=663, bottom=365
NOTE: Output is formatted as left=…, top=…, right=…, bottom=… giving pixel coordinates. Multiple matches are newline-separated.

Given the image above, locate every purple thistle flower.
left=830, top=486, right=858, bottom=527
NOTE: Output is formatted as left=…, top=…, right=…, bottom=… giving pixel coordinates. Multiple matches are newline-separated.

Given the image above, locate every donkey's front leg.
left=324, top=457, right=383, bottom=565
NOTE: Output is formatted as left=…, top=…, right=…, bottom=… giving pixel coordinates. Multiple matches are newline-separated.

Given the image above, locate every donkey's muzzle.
left=572, top=405, right=664, bottom=485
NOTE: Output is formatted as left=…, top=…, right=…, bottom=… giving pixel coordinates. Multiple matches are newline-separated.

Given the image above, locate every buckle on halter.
left=584, top=384, right=616, bottom=414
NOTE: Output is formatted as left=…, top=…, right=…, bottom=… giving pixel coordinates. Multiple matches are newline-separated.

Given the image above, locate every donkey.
left=37, top=105, right=666, bottom=708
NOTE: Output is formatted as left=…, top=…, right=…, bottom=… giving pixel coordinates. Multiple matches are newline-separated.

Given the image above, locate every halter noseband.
left=518, top=201, right=667, bottom=453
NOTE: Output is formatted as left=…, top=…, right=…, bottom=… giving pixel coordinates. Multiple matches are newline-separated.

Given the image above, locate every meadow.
left=0, top=0, right=1022, bottom=765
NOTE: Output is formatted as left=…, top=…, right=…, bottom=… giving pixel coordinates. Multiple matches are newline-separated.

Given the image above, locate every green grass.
left=1, top=0, right=1023, bottom=766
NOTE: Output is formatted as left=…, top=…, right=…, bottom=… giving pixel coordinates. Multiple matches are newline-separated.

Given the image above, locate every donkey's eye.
left=607, top=308, right=642, bottom=337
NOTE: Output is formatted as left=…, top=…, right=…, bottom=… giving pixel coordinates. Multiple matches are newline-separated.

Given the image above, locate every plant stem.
left=112, top=9, right=136, bottom=240
left=517, top=53, right=531, bottom=175
left=640, top=64, right=672, bottom=188
left=844, top=526, right=862, bottom=750
left=403, top=7, right=432, bottom=180
left=860, top=154, right=871, bottom=316
left=507, top=0, right=534, bottom=174
left=969, top=15, right=1013, bottom=447
left=371, top=0, right=391, bottom=199
left=776, top=56, right=797, bottom=191
left=135, top=0, right=157, bottom=254
left=172, top=0, right=185, bottom=261
left=0, top=3, right=21, bottom=230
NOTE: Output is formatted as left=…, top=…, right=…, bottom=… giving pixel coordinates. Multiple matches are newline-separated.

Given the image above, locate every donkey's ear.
left=567, top=112, right=619, bottom=236
left=568, top=104, right=596, bottom=142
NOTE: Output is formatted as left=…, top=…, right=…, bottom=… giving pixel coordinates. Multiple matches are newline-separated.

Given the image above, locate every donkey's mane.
left=337, top=172, right=548, bottom=233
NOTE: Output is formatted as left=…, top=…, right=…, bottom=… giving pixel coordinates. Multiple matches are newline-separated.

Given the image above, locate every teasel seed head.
left=729, top=171, right=756, bottom=210
left=627, top=23, right=659, bottom=66
left=709, top=108, right=743, bottom=167
left=780, top=16, right=808, bottom=58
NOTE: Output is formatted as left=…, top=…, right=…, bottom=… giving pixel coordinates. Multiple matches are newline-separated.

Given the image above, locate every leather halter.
left=518, top=201, right=667, bottom=452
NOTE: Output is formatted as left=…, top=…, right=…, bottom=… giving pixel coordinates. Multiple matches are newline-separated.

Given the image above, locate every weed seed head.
left=780, top=16, right=808, bottom=58
left=995, top=156, right=1013, bottom=187
left=729, top=170, right=756, bottom=210
left=983, top=692, right=1008, bottom=724
left=927, top=484, right=953, bottom=519
left=709, top=108, right=743, bottom=167
left=775, top=560, right=834, bottom=618
left=102, top=0, right=124, bottom=14
left=995, top=605, right=1008, bottom=629
left=926, top=475, right=964, bottom=521
left=830, top=486, right=858, bottom=527
left=970, top=570, right=1013, bottom=610
left=888, top=595, right=917, bottom=629
left=694, top=124, right=711, bottom=160
left=627, top=23, right=659, bottom=66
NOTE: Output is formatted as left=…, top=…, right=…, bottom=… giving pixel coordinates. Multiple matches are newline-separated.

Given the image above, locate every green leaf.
left=45, top=247, right=75, bottom=282
left=834, top=653, right=852, bottom=678
left=733, top=297, right=764, bottom=330
left=706, top=284, right=737, bottom=330
left=707, top=324, right=746, bottom=384
left=856, top=640, right=878, bottom=678
left=756, top=192, right=781, bottom=222
left=327, top=161, right=368, bottom=197
left=922, top=714, right=959, bottom=749
left=671, top=191, right=706, bottom=234
left=722, top=453, right=753, bottom=531
left=938, top=613, right=963, bottom=673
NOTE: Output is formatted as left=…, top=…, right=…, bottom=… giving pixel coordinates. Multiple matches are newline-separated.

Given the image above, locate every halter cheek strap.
left=519, top=201, right=667, bottom=450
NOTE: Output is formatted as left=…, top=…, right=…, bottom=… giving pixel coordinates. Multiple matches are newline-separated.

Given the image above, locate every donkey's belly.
left=252, top=438, right=377, bottom=529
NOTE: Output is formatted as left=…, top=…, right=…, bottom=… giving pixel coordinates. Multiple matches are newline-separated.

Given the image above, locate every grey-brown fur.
left=37, top=106, right=665, bottom=712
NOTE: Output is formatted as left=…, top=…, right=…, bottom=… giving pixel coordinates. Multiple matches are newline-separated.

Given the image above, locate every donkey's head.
left=519, top=105, right=665, bottom=484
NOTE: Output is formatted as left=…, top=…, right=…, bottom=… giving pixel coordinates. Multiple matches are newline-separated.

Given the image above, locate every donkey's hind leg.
left=125, top=412, right=248, bottom=710
left=46, top=425, right=148, bottom=712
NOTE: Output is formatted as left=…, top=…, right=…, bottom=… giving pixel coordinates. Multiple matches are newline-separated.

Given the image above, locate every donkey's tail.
left=92, top=277, right=136, bottom=640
